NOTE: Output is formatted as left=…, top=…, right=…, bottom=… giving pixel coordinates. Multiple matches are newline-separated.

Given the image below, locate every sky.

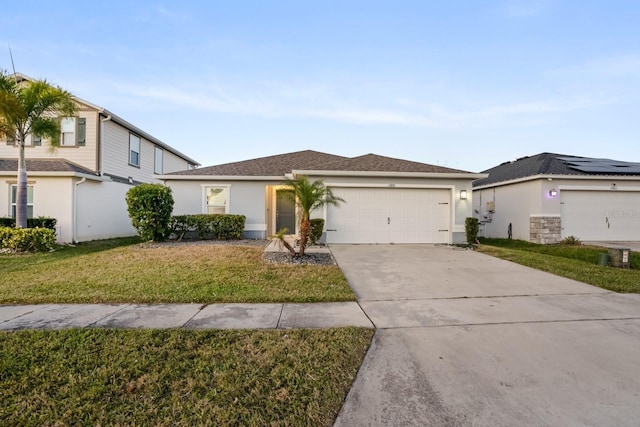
left=1, top=0, right=639, bottom=172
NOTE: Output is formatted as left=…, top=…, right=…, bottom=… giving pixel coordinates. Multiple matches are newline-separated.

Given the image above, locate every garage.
left=325, top=187, right=451, bottom=244
left=561, top=190, right=640, bottom=240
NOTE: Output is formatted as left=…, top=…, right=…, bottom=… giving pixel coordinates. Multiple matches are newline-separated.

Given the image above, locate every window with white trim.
left=11, top=185, right=34, bottom=218
left=129, top=134, right=141, bottom=167
left=205, top=187, right=228, bottom=214
left=60, top=117, right=76, bottom=146
left=59, top=117, right=85, bottom=146
left=154, top=147, right=163, bottom=174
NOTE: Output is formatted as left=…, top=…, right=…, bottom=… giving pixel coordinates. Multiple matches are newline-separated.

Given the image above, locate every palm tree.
left=282, top=176, right=344, bottom=256
left=0, top=71, right=77, bottom=228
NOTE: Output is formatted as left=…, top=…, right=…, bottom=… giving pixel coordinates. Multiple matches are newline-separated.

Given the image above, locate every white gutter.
left=473, top=173, right=640, bottom=191
left=157, top=175, right=285, bottom=181
left=292, top=170, right=488, bottom=179
left=72, top=177, right=87, bottom=243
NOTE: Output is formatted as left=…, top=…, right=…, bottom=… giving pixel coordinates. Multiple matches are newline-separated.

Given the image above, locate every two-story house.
left=0, top=74, right=199, bottom=243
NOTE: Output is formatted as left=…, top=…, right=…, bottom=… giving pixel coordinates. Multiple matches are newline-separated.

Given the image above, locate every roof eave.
left=293, top=170, right=487, bottom=179
left=158, top=174, right=284, bottom=181
left=0, top=170, right=107, bottom=180
left=473, top=173, right=640, bottom=190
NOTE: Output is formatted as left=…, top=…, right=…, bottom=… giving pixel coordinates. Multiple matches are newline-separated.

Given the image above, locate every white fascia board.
left=0, top=171, right=107, bottom=181
left=292, top=170, right=487, bottom=179
left=158, top=175, right=284, bottom=181
left=473, top=174, right=640, bottom=191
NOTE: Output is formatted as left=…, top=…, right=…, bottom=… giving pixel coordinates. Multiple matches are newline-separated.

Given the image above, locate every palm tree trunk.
left=299, top=216, right=310, bottom=257
left=15, top=141, right=28, bottom=229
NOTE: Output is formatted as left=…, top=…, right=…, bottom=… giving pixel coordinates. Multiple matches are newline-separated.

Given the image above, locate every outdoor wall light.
left=548, top=189, right=557, bottom=197
left=460, top=190, right=468, bottom=200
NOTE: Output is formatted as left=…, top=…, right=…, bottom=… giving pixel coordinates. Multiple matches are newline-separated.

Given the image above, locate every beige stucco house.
left=473, top=153, right=640, bottom=243
left=161, top=150, right=486, bottom=244
left=0, top=75, right=199, bottom=242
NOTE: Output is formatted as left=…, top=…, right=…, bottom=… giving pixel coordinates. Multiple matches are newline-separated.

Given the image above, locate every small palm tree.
left=0, top=71, right=77, bottom=228
left=282, top=176, right=344, bottom=256
left=273, top=227, right=298, bottom=258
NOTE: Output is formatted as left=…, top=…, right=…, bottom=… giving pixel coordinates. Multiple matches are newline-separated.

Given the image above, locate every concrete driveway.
left=331, top=245, right=640, bottom=426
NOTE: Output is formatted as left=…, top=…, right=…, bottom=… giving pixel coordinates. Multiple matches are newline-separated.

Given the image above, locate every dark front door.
left=276, top=190, right=296, bottom=233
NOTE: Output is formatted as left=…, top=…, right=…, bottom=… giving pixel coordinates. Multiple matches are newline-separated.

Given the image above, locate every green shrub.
left=169, top=214, right=246, bottom=240
left=126, top=184, right=174, bottom=241
left=559, top=235, right=582, bottom=246
left=465, top=217, right=480, bottom=244
left=310, top=218, right=325, bottom=245
left=0, top=227, right=56, bottom=252
left=0, top=216, right=57, bottom=231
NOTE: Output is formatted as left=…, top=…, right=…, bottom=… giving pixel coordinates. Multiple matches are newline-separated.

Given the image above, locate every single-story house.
left=161, top=150, right=486, bottom=244
left=472, top=153, right=640, bottom=243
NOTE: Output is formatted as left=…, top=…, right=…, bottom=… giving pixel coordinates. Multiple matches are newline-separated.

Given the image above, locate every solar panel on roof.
left=555, top=156, right=640, bottom=174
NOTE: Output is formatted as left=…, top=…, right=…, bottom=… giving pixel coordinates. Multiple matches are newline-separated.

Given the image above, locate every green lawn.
left=477, top=238, right=640, bottom=293
left=0, top=328, right=374, bottom=426
left=0, top=238, right=355, bottom=304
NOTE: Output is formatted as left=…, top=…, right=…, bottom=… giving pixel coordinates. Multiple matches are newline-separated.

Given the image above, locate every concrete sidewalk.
left=0, top=302, right=373, bottom=331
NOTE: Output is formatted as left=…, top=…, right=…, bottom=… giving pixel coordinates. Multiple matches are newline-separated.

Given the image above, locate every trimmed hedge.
left=0, top=226, right=56, bottom=252
left=0, top=217, right=57, bottom=231
left=310, top=218, right=325, bottom=245
left=126, top=184, right=174, bottom=241
left=465, top=217, right=479, bottom=244
left=170, top=214, right=246, bottom=240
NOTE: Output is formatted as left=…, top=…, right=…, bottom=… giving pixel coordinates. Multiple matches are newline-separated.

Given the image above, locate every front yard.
left=0, top=328, right=373, bottom=426
left=477, top=238, right=640, bottom=293
left=0, top=238, right=355, bottom=304
left=0, top=237, right=368, bottom=426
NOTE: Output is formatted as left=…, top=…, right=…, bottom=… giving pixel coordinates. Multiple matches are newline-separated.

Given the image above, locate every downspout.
left=72, top=177, right=87, bottom=243
left=99, top=114, right=112, bottom=175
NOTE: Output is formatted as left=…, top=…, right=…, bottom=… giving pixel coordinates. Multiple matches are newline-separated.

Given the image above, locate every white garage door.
left=561, top=191, right=640, bottom=240
left=325, top=187, right=451, bottom=244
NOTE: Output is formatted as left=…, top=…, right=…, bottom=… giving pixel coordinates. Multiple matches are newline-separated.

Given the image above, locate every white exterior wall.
left=162, top=150, right=192, bottom=174
left=75, top=180, right=137, bottom=242
left=0, top=110, right=99, bottom=171
left=473, top=177, right=640, bottom=241
left=473, top=180, right=543, bottom=240
left=101, top=121, right=192, bottom=183
left=168, top=179, right=278, bottom=236
left=307, top=174, right=474, bottom=240
left=1, top=176, right=74, bottom=242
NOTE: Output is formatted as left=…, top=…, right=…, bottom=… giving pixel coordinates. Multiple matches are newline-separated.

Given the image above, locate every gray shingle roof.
left=167, top=150, right=347, bottom=176
left=473, top=153, right=640, bottom=187
left=0, top=158, right=98, bottom=175
left=302, top=153, right=470, bottom=173
left=168, top=150, right=473, bottom=176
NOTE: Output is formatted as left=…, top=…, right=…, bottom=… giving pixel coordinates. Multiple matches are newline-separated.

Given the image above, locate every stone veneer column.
left=529, top=215, right=561, bottom=244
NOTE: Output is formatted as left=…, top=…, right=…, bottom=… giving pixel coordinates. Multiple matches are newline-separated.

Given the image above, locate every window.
left=154, top=147, right=163, bottom=174
left=129, top=134, right=141, bottom=167
left=205, top=187, right=228, bottom=214
left=59, top=117, right=85, bottom=146
left=60, top=117, right=76, bottom=146
left=11, top=185, right=34, bottom=218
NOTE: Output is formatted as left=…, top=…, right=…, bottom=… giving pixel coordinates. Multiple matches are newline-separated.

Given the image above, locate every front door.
left=276, top=190, right=296, bottom=233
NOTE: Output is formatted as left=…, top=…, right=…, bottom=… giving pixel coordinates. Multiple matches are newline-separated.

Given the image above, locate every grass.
left=477, top=238, right=640, bottom=293
left=0, top=328, right=374, bottom=426
left=0, top=238, right=355, bottom=304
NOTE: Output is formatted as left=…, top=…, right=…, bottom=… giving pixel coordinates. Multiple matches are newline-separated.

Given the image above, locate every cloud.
left=111, top=79, right=612, bottom=129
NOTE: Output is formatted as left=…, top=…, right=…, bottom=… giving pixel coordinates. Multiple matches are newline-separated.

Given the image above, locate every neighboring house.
left=161, top=150, right=485, bottom=244
left=472, top=153, right=640, bottom=243
left=0, top=74, right=199, bottom=242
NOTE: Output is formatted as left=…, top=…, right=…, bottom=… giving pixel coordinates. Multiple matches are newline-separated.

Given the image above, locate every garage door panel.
left=326, top=187, right=451, bottom=244
left=561, top=191, right=640, bottom=241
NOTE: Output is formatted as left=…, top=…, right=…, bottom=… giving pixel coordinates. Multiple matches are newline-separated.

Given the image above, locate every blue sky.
left=2, top=0, right=639, bottom=172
